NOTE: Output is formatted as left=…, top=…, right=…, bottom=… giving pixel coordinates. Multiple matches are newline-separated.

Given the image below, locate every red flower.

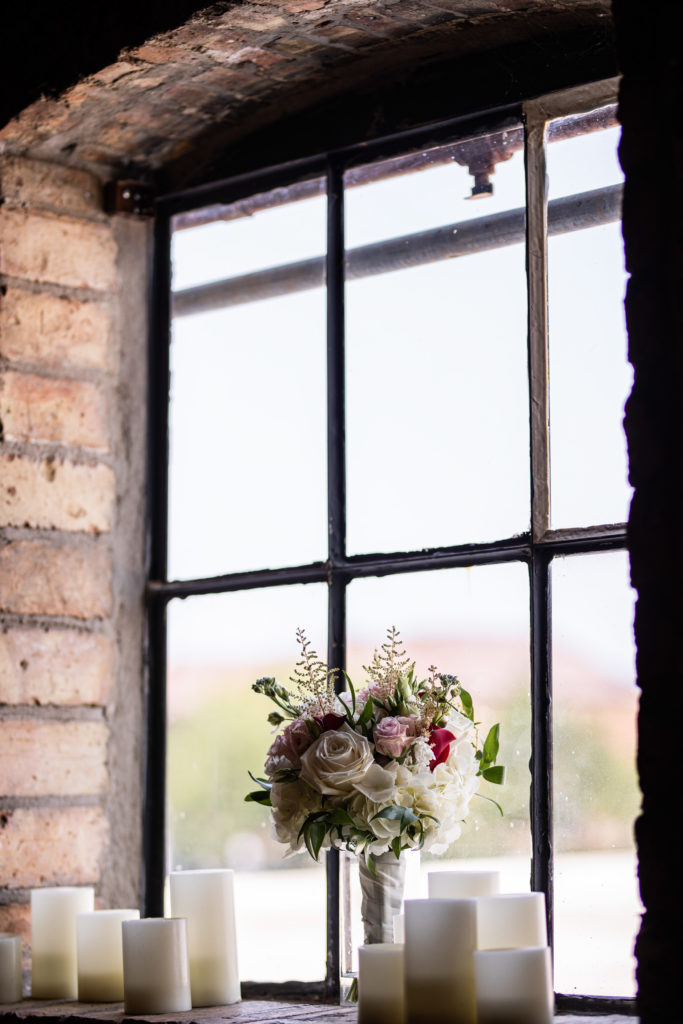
left=314, top=712, right=347, bottom=732
left=429, top=725, right=456, bottom=771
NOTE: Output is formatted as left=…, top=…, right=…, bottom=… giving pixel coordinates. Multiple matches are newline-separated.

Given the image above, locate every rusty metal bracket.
left=105, top=179, right=155, bottom=217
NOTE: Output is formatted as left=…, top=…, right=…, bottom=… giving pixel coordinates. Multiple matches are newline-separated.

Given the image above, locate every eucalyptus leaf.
left=247, top=770, right=272, bottom=791
left=244, top=789, right=272, bottom=805
left=482, top=765, right=505, bottom=785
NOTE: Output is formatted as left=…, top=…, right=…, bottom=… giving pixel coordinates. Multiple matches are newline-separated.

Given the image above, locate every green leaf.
left=371, top=805, right=418, bottom=832
left=327, top=809, right=355, bottom=826
left=475, top=792, right=504, bottom=816
left=359, top=697, right=374, bottom=727
left=482, top=765, right=505, bottom=785
left=244, top=789, right=272, bottom=805
left=308, top=820, right=327, bottom=860
left=343, top=672, right=357, bottom=717
left=459, top=688, right=474, bottom=719
left=365, top=853, right=378, bottom=878
left=247, top=771, right=272, bottom=791
left=482, top=723, right=500, bottom=766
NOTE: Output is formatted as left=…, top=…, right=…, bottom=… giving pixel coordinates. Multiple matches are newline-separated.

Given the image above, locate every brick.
left=226, top=46, right=293, bottom=69
left=0, top=540, right=112, bottom=619
left=0, top=371, right=109, bottom=450
left=0, top=720, right=109, bottom=797
left=228, top=9, right=289, bottom=31
left=0, top=455, right=114, bottom=534
left=0, top=208, right=117, bottom=291
left=0, top=628, right=114, bottom=706
left=0, top=903, right=30, bottom=951
left=0, top=806, right=109, bottom=887
left=0, top=289, right=112, bottom=372
left=0, top=156, right=103, bottom=217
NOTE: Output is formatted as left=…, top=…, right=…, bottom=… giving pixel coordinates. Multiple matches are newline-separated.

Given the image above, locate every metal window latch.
left=105, top=179, right=155, bottom=217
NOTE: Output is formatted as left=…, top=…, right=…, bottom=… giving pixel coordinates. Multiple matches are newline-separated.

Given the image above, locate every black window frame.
left=145, top=78, right=634, bottom=1015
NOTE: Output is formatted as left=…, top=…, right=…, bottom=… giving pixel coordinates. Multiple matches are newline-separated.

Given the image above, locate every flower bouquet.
left=246, top=627, right=504, bottom=880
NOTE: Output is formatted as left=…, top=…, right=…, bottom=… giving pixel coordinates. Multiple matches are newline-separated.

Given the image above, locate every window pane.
left=167, top=585, right=328, bottom=982
left=547, top=115, right=632, bottom=528
left=552, top=551, right=640, bottom=996
left=345, top=131, right=529, bottom=554
left=344, top=563, right=532, bottom=971
left=169, top=186, right=327, bottom=580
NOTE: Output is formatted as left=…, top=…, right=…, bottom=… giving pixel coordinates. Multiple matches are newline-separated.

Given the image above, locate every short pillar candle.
left=476, top=893, right=547, bottom=950
left=77, top=909, right=140, bottom=1001
left=0, top=934, right=22, bottom=1004
left=358, top=943, right=404, bottom=1024
left=169, top=869, right=241, bottom=1006
left=404, top=898, right=477, bottom=1024
left=474, top=947, right=553, bottom=1024
left=428, top=870, right=500, bottom=899
left=31, top=887, right=94, bottom=999
left=122, top=918, right=191, bottom=1014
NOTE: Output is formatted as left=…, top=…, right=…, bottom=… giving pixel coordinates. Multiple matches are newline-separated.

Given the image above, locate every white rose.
left=300, top=722, right=374, bottom=796
left=270, top=779, right=321, bottom=854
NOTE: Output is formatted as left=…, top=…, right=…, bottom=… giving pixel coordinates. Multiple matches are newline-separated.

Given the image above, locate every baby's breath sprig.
left=363, top=626, right=413, bottom=701
left=289, top=627, right=337, bottom=713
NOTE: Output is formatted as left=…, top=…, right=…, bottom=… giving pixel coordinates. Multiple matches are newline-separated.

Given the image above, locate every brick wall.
left=0, top=156, right=149, bottom=970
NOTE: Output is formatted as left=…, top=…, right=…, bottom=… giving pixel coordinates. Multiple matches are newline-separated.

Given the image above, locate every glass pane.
left=547, top=113, right=632, bottom=528
left=344, top=563, right=532, bottom=973
left=552, top=550, right=640, bottom=996
left=345, top=130, right=530, bottom=554
left=168, top=184, right=327, bottom=580
left=167, top=584, right=328, bottom=982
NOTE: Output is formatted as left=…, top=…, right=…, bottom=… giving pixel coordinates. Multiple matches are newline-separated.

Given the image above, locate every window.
left=146, top=78, right=637, bottom=1012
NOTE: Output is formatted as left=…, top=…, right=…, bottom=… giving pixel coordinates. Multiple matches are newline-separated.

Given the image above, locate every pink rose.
left=265, top=718, right=313, bottom=776
left=374, top=715, right=417, bottom=758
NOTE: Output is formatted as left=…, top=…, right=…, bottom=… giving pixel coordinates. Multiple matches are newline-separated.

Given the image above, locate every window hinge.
left=105, top=179, right=155, bottom=217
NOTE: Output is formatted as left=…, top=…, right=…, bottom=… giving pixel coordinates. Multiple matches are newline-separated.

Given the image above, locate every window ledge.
left=0, top=1000, right=638, bottom=1024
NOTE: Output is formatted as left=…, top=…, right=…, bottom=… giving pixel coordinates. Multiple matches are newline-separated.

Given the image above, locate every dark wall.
left=615, top=2, right=682, bottom=1020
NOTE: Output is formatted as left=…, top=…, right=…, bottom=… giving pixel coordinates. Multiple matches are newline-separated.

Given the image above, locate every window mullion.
left=525, top=103, right=550, bottom=542
left=529, top=551, right=554, bottom=952
left=325, top=155, right=347, bottom=1000
left=144, top=211, right=173, bottom=917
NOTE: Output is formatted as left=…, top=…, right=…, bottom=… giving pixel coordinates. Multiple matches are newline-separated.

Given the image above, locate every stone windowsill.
left=0, top=999, right=638, bottom=1024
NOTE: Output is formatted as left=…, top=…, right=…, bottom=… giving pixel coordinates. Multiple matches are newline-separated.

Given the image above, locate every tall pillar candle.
left=474, top=947, right=553, bottom=1024
left=476, top=893, right=547, bottom=950
left=358, top=944, right=404, bottom=1024
left=122, top=918, right=191, bottom=1014
left=169, top=869, right=240, bottom=1006
left=31, top=887, right=94, bottom=999
left=428, top=870, right=500, bottom=899
left=0, top=934, right=22, bottom=1004
left=77, top=910, right=140, bottom=1001
left=404, top=898, right=477, bottom=1024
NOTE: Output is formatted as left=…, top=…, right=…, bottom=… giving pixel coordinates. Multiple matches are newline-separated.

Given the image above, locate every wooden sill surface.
left=0, top=999, right=638, bottom=1024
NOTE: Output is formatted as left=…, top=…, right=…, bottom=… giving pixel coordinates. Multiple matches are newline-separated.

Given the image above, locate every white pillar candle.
left=404, top=898, right=477, bottom=1024
left=0, top=934, right=22, bottom=1004
left=122, top=918, right=191, bottom=1014
left=428, top=870, right=500, bottom=899
left=476, top=893, right=547, bottom=950
left=31, top=887, right=94, bottom=999
left=393, top=913, right=405, bottom=944
left=474, top=947, right=553, bottom=1024
left=358, top=943, right=404, bottom=1024
left=169, top=869, right=240, bottom=1006
left=76, top=909, right=139, bottom=1002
